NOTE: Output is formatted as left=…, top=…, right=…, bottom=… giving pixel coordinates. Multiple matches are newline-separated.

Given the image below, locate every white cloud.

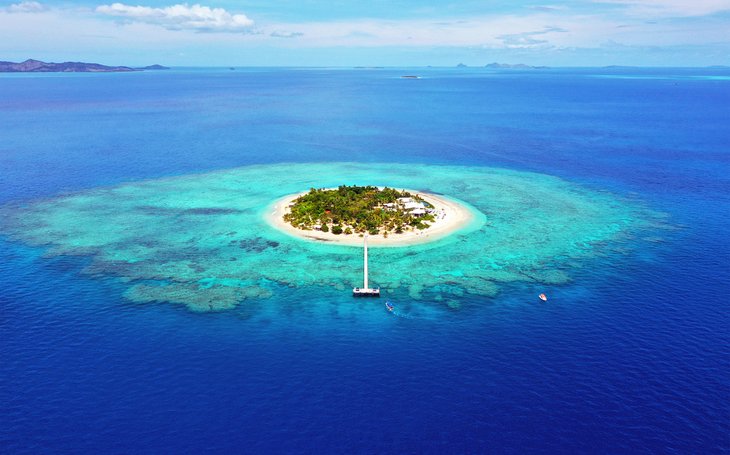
left=527, top=5, right=569, bottom=12
left=6, top=1, right=47, bottom=13
left=595, top=0, right=730, bottom=17
left=498, top=26, right=567, bottom=48
left=270, top=30, right=304, bottom=39
left=1, top=1, right=728, bottom=65
left=95, top=3, right=254, bottom=33
left=261, top=9, right=730, bottom=50
left=265, top=16, right=586, bottom=49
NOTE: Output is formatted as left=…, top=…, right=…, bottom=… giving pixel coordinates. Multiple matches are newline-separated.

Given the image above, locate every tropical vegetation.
left=283, top=185, right=435, bottom=235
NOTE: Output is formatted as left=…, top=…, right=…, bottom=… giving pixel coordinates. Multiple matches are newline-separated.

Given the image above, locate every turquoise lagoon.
left=1, top=162, right=663, bottom=311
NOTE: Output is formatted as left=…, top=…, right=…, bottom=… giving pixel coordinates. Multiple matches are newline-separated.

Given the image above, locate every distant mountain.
left=456, top=63, right=468, bottom=68
left=137, top=64, right=170, bottom=70
left=485, top=62, right=548, bottom=69
left=0, top=59, right=166, bottom=72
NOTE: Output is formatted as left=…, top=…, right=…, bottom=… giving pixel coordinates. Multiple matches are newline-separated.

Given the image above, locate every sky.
left=1, top=0, right=729, bottom=66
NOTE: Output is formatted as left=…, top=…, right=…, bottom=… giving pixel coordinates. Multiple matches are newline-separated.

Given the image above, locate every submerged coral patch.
left=0, top=162, right=662, bottom=311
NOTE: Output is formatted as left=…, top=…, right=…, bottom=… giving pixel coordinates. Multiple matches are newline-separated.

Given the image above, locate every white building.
left=404, top=201, right=425, bottom=211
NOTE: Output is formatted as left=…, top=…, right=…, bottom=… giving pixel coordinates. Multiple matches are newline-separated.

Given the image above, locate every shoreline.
left=265, top=189, right=476, bottom=247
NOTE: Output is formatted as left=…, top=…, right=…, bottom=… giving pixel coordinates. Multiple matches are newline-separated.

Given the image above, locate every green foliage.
left=285, top=185, right=428, bottom=235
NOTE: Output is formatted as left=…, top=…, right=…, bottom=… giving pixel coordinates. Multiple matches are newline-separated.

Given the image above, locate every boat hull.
left=353, top=288, right=380, bottom=297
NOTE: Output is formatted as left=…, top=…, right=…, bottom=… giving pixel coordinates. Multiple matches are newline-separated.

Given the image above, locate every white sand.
left=266, top=189, right=475, bottom=247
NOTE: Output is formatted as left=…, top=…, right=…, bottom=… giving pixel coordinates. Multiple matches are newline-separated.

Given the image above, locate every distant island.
left=452, top=62, right=548, bottom=69
left=0, top=59, right=169, bottom=73
left=138, top=64, right=170, bottom=71
left=484, top=62, right=548, bottom=69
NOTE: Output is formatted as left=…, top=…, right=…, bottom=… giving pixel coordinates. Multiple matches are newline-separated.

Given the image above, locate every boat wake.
left=385, top=301, right=425, bottom=320
left=390, top=310, right=416, bottom=319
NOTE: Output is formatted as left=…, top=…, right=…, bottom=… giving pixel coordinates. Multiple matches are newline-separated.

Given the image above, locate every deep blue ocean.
left=1, top=68, right=728, bottom=453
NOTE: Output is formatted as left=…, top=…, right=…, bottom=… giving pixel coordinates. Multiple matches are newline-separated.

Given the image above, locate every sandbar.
left=266, top=189, right=476, bottom=247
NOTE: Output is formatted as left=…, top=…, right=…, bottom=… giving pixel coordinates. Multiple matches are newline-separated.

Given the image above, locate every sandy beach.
left=266, top=189, right=475, bottom=247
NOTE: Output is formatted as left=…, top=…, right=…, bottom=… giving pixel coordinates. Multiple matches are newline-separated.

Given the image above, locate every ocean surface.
left=1, top=67, right=728, bottom=453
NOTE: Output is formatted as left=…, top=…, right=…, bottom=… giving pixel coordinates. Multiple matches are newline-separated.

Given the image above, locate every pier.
left=353, top=234, right=380, bottom=297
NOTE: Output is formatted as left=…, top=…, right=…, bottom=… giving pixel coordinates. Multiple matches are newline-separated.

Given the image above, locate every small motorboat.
left=385, top=301, right=395, bottom=312
left=538, top=293, right=548, bottom=302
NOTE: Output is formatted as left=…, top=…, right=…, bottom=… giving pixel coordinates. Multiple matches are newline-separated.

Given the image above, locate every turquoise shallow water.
left=0, top=68, right=728, bottom=453
left=0, top=162, right=664, bottom=311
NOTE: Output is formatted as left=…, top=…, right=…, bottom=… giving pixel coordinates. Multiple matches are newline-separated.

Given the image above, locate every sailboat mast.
left=364, top=234, right=369, bottom=290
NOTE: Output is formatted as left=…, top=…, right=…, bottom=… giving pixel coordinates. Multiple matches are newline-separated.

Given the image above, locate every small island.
left=269, top=185, right=475, bottom=246
left=0, top=59, right=169, bottom=73
left=484, top=62, right=548, bottom=69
